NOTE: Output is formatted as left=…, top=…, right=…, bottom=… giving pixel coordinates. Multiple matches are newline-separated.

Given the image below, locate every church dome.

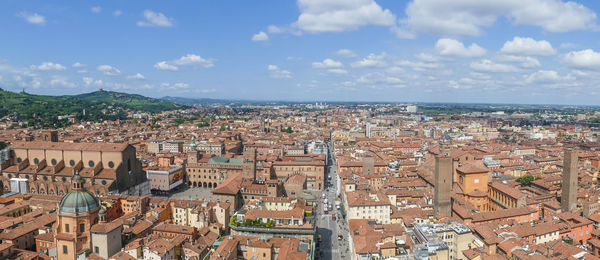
left=58, top=190, right=100, bottom=216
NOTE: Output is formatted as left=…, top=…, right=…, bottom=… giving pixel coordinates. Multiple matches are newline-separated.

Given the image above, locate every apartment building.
left=413, top=222, right=474, bottom=260
left=346, top=190, right=392, bottom=224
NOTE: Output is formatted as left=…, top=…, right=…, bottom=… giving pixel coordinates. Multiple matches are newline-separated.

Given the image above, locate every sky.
left=1, top=0, right=600, bottom=105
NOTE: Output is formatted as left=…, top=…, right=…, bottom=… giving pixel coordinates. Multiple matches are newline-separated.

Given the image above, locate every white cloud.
left=351, top=53, right=387, bottom=68
left=268, top=25, right=286, bottom=34
left=415, top=53, right=439, bottom=62
left=154, top=61, right=179, bottom=71
left=91, top=6, right=102, bottom=13
left=161, top=82, right=190, bottom=90
left=82, top=77, right=103, bottom=86
left=564, top=49, right=600, bottom=69
left=500, top=37, right=556, bottom=56
left=127, top=73, right=145, bottom=80
left=525, top=70, right=572, bottom=84
left=137, top=10, right=173, bottom=27
left=498, top=55, right=541, bottom=68
left=267, top=65, right=292, bottom=79
left=72, top=62, right=85, bottom=68
left=196, top=88, right=217, bottom=93
left=291, top=0, right=396, bottom=33
left=435, top=38, right=486, bottom=58
left=470, top=59, right=518, bottom=72
left=113, top=10, right=123, bottom=17
left=154, top=54, right=215, bottom=71
left=335, top=49, right=358, bottom=58
left=97, top=65, right=121, bottom=75
left=252, top=31, right=269, bottom=42
left=327, top=68, right=348, bottom=74
left=34, top=62, right=66, bottom=71
left=173, top=54, right=215, bottom=68
left=18, top=12, right=46, bottom=25
left=356, top=72, right=405, bottom=88
left=560, top=43, right=576, bottom=49
left=50, top=76, right=76, bottom=88
left=312, top=58, right=343, bottom=68
left=399, top=0, right=598, bottom=37
left=386, top=66, right=405, bottom=74
left=396, top=60, right=441, bottom=71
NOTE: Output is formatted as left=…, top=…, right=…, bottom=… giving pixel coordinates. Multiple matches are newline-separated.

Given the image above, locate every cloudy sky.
left=2, top=0, right=600, bottom=104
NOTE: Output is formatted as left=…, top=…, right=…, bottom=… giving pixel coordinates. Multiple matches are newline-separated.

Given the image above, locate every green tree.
left=516, top=175, right=534, bottom=187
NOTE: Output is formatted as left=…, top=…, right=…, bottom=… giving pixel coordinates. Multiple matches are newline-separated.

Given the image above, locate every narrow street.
left=315, top=140, right=350, bottom=260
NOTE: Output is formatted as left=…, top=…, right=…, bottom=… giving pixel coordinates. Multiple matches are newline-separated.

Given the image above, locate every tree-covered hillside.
left=0, top=88, right=186, bottom=128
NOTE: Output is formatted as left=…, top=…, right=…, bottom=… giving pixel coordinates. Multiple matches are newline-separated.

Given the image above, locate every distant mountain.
left=161, top=96, right=230, bottom=105
left=0, top=88, right=186, bottom=128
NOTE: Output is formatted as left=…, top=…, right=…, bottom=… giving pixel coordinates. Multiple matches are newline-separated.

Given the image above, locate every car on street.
left=332, top=214, right=336, bottom=220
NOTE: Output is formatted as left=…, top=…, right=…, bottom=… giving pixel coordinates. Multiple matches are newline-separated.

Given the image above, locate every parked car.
left=332, top=214, right=336, bottom=220
left=338, top=234, right=343, bottom=240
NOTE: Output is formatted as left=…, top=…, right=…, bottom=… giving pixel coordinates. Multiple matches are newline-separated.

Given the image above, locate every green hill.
left=74, top=90, right=184, bottom=113
left=0, top=88, right=186, bottom=128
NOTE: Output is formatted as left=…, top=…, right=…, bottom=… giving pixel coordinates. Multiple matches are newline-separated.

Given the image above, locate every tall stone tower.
left=561, top=148, right=578, bottom=212
left=362, top=156, right=375, bottom=176
left=242, top=148, right=257, bottom=181
left=434, top=142, right=452, bottom=217
left=41, top=129, right=58, bottom=142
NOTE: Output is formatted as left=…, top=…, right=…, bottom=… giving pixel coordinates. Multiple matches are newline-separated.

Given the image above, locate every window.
left=80, top=224, right=85, bottom=232
left=63, top=245, right=68, bottom=254
left=33, top=158, right=39, bottom=164
left=459, top=176, right=463, bottom=184
left=51, top=159, right=57, bottom=165
left=88, top=160, right=95, bottom=167
left=108, top=161, right=115, bottom=168
left=69, top=160, right=75, bottom=166
left=95, top=246, right=99, bottom=253
left=65, top=224, right=70, bottom=232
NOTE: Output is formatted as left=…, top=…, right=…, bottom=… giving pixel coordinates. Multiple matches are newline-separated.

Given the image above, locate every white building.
left=345, top=190, right=391, bottom=224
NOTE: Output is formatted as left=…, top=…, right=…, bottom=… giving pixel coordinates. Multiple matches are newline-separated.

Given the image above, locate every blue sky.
left=1, top=0, right=600, bottom=104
